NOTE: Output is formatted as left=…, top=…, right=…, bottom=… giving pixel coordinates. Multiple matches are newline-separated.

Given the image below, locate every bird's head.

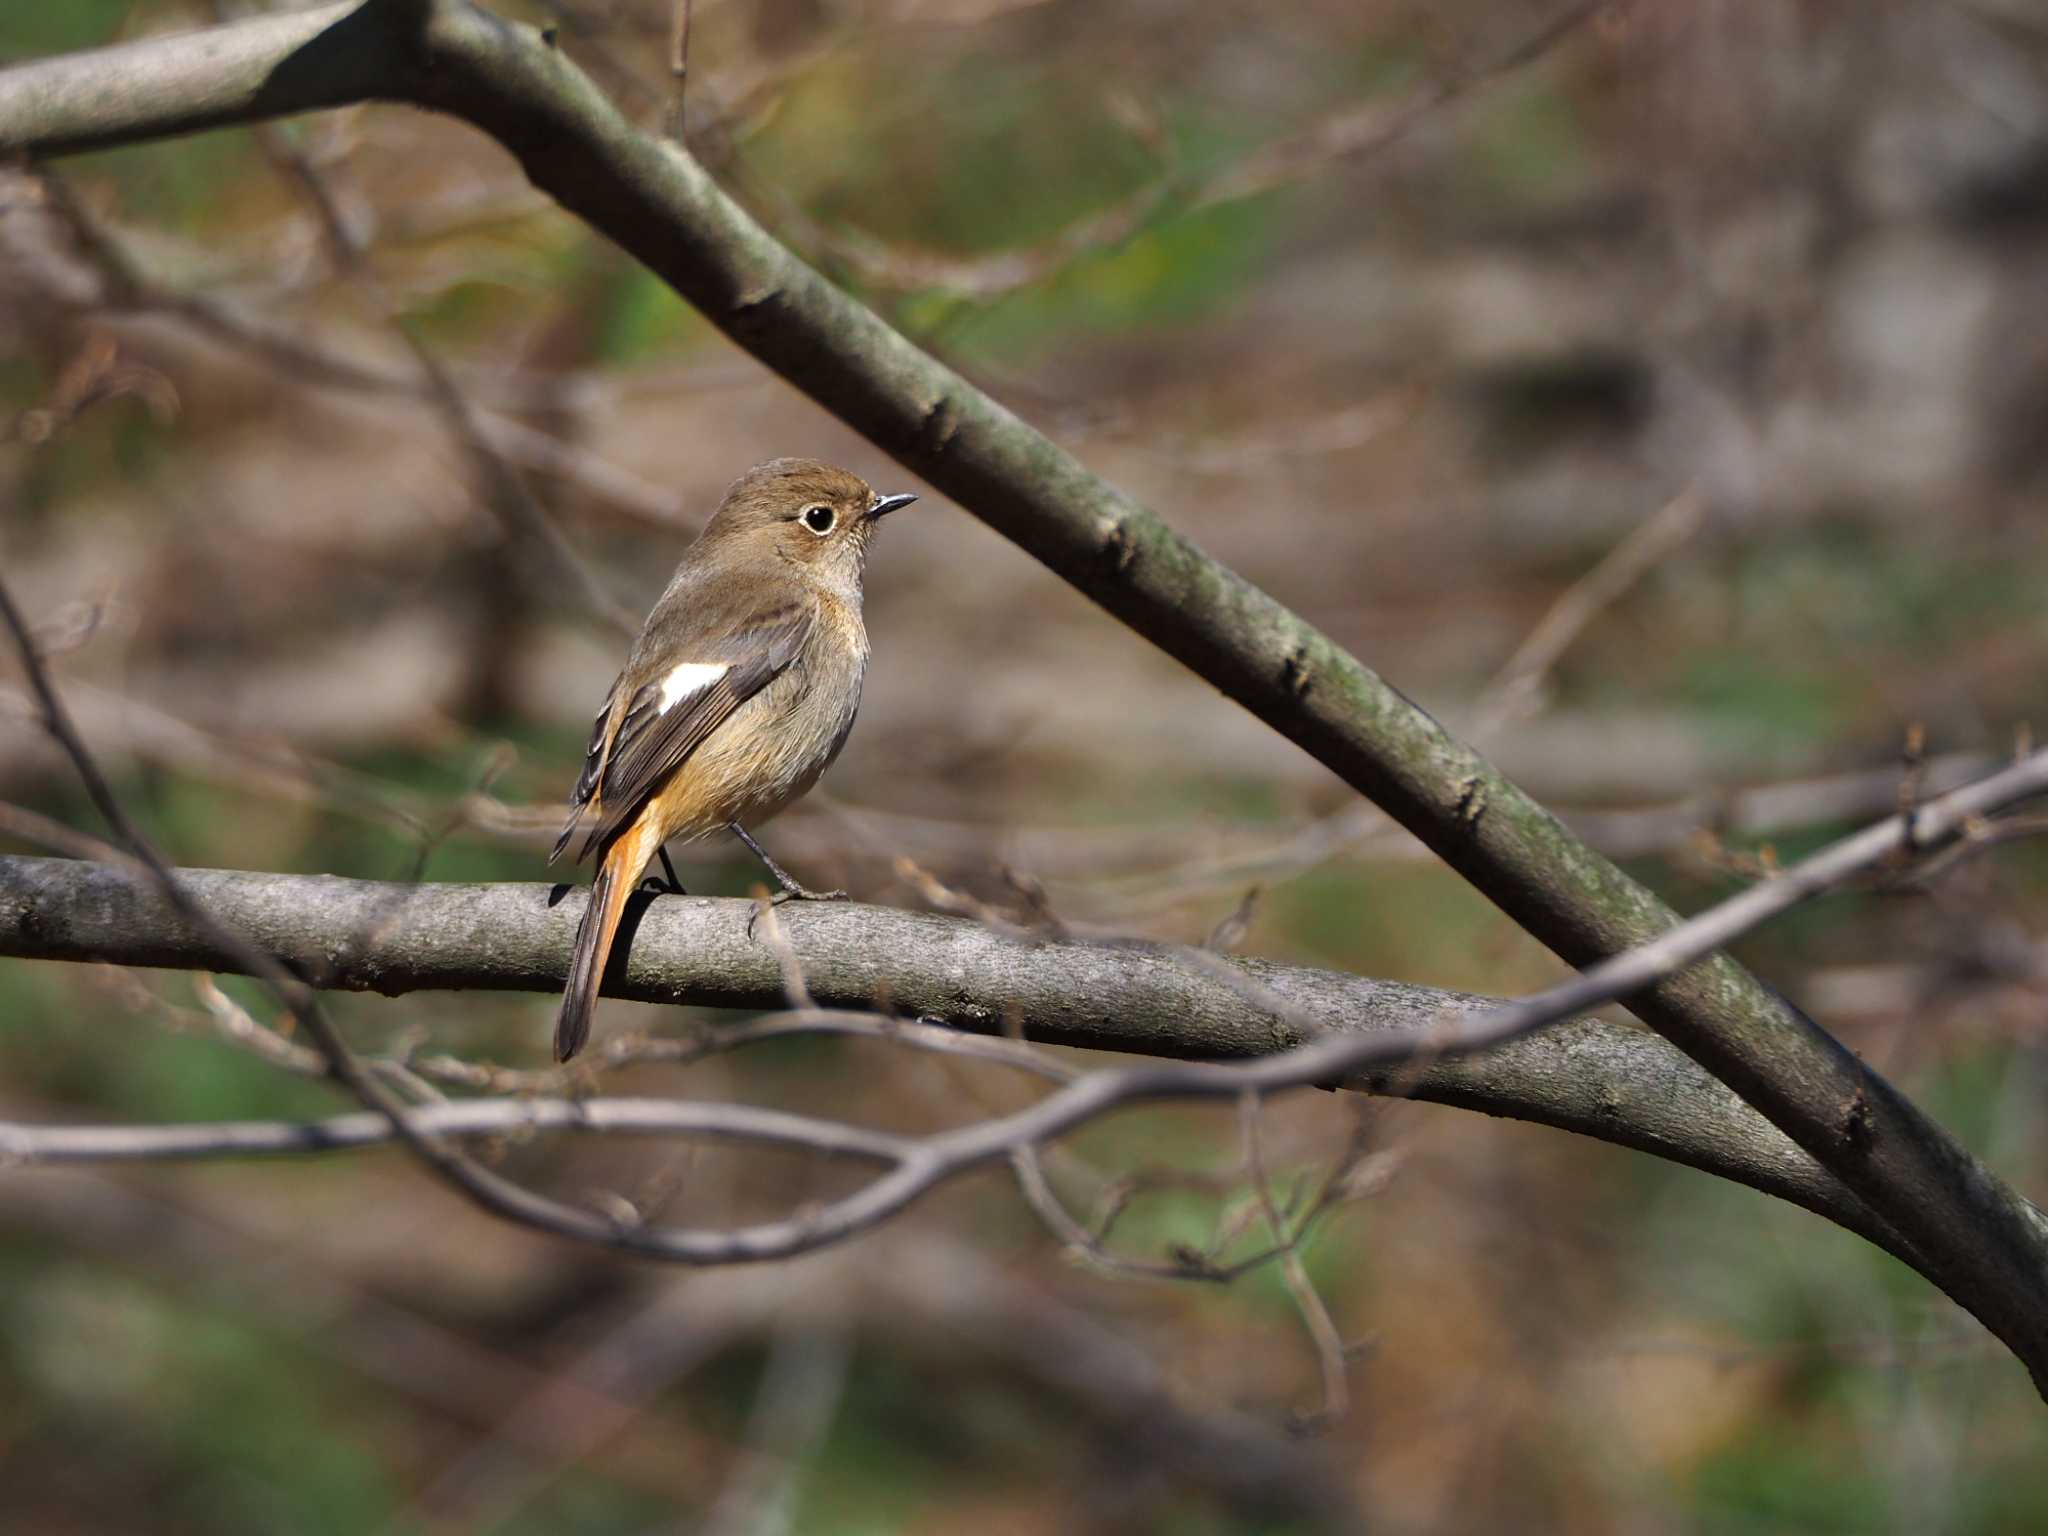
left=701, top=458, right=917, bottom=592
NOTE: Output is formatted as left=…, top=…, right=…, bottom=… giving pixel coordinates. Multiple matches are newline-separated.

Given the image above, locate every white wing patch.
left=657, top=662, right=729, bottom=714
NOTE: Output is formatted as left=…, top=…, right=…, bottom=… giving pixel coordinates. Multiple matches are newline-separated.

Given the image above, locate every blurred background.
left=4, top=0, right=2048, bottom=1530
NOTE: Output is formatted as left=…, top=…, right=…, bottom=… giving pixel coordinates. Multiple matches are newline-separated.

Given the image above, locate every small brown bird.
left=550, top=458, right=916, bottom=1061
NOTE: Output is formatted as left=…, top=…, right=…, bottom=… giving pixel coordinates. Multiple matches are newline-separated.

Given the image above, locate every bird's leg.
left=640, top=845, right=688, bottom=896
left=730, top=822, right=845, bottom=903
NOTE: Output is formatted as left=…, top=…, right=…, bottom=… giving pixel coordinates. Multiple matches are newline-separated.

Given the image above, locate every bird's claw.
left=746, top=885, right=847, bottom=940
left=771, top=885, right=847, bottom=905
left=641, top=847, right=687, bottom=896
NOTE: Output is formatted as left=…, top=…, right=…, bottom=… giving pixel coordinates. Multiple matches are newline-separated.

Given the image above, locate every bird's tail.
left=556, top=822, right=655, bottom=1061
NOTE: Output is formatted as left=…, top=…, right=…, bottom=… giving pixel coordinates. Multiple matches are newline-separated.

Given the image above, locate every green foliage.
left=1673, top=650, right=1847, bottom=753
left=1687, top=1341, right=2048, bottom=1536
left=16, top=396, right=179, bottom=517
left=64, top=131, right=267, bottom=233
left=0, top=1266, right=398, bottom=1534
left=1668, top=518, right=2040, bottom=746
left=156, top=1322, right=395, bottom=1535
left=403, top=278, right=535, bottom=347
left=0, top=0, right=131, bottom=61
left=589, top=262, right=704, bottom=365
left=1618, top=1107, right=2048, bottom=1535
left=742, top=47, right=1293, bottom=350
left=1453, top=78, right=1597, bottom=215
left=756, top=50, right=1159, bottom=257
left=917, top=194, right=1281, bottom=356
left=90, top=999, right=341, bottom=1125
left=487, top=1477, right=674, bottom=1536
left=1689, top=1429, right=1900, bottom=1535
left=1275, top=862, right=1516, bottom=994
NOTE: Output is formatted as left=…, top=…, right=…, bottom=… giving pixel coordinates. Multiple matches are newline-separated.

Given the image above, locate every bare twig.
left=700, top=1321, right=850, bottom=1536
left=1008, top=1147, right=1232, bottom=1282
left=1192, top=3, right=1601, bottom=213
left=1879, top=812, right=2048, bottom=891
left=382, top=1275, right=748, bottom=1532
left=414, top=1008, right=1076, bottom=1096
left=1240, top=1092, right=1351, bottom=1427
left=0, top=1093, right=914, bottom=1163
left=1899, top=721, right=1930, bottom=853
left=225, top=98, right=638, bottom=637
left=194, top=974, right=326, bottom=1075
left=1205, top=885, right=1262, bottom=952
left=10, top=330, right=178, bottom=442
left=666, top=0, right=690, bottom=138
left=748, top=896, right=816, bottom=1012
left=722, top=3, right=1598, bottom=300
left=1474, top=487, right=1708, bottom=738
left=0, top=799, right=126, bottom=862
left=25, top=166, right=695, bottom=533
left=0, top=674, right=534, bottom=851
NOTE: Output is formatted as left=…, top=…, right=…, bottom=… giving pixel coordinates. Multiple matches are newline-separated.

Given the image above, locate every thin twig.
left=724, top=3, right=1599, bottom=300
left=749, top=897, right=815, bottom=1011
left=0, top=799, right=126, bottom=862
left=414, top=1009, right=1076, bottom=1095
left=666, top=0, right=690, bottom=139
left=1009, top=1147, right=1235, bottom=1282
left=1473, top=487, right=1707, bottom=738
left=1196, top=2, right=1601, bottom=211
left=1240, top=1092, right=1351, bottom=1427
left=0, top=1095, right=914, bottom=1164
left=701, top=1320, right=851, bottom=1536
left=175, top=79, right=635, bottom=635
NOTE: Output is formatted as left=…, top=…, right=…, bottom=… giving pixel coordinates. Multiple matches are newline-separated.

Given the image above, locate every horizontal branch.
left=0, top=852, right=1906, bottom=1259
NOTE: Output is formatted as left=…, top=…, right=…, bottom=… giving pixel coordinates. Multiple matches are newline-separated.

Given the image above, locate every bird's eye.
left=801, top=505, right=836, bottom=535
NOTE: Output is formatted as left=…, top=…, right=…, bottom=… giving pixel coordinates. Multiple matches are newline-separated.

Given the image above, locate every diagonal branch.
left=3, top=1, right=2046, bottom=1387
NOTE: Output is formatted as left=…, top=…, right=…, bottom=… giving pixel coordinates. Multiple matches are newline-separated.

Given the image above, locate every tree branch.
left=0, top=1094, right=914, bottom=1164
left=0, top=851, right=1946, bottom=1267
left=3, top=740, right=2045, bottom=1283
left=4, top=1, right=2046, bottom=1385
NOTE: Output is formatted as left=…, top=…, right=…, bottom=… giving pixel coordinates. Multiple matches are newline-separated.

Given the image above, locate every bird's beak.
left=868, top=491, right=918, bottom=520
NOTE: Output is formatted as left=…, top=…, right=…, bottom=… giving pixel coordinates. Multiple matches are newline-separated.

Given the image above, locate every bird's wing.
left=552, top=600, right=813, bottom=864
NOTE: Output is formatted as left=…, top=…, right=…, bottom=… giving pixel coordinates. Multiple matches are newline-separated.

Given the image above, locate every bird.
left=549, top=457, right=916, bottom=1061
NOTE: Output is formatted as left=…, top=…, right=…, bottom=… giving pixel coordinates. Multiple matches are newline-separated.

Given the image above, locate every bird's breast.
left=657, top=614, right=867, bottom=839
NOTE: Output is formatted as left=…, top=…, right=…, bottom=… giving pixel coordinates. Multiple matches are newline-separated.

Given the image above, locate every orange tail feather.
left=556, top=822, right=658, bottom=1061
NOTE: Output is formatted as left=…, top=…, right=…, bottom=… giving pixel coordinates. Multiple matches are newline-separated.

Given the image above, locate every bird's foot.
left=746, top=883, right=847, bottom=940
left=769, top=881, right=847, bottom=905
left=640, top=848, right=688, bottom=896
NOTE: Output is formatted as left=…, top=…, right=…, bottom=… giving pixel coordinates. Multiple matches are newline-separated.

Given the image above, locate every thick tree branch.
left=0, top=852, right=1946, bottom=1268
left=3, top=2, right=2046, bottom=1383
left=3, top=743, right=2045, bottom=1289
